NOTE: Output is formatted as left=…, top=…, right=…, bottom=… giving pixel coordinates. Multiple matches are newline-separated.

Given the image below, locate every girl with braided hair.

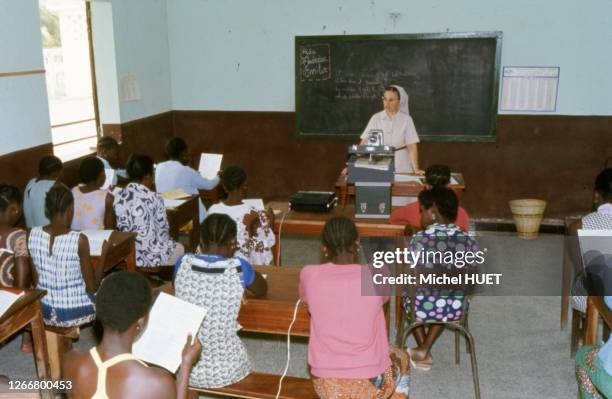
left=300, top=217, right=410, bottom=399
left=28, top=185, right=110, bottom=327
left=174, top=213, right=267, bottom=388
left=208, top=165, right=275, bottom=265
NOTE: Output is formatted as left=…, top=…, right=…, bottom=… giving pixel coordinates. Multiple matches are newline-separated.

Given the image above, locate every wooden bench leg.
left=45, top=331, right=73, bottom=379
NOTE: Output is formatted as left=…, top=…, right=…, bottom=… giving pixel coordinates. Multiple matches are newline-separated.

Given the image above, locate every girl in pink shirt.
left=299, top=217, right=409, bottom=399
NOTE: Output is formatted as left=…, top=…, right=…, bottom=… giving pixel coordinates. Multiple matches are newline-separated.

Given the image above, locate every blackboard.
left=295, top=32, right=502, bottom=141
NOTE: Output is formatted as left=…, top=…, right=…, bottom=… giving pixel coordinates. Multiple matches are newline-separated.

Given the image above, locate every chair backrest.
left=577, top=230, right=612, bottom=296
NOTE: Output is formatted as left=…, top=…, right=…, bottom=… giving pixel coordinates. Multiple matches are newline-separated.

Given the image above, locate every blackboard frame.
left=295, top=31, right=503, bottom=142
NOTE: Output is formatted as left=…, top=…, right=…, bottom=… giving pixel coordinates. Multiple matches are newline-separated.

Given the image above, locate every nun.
left=360, top=85, right=423, bottom=174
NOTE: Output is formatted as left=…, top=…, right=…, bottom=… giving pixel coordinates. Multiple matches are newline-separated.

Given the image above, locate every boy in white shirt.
left=155, top=137, right=220, bottom=221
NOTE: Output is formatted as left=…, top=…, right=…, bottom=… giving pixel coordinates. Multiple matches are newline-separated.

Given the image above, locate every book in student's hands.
left=81, top=230, right=113, bottom=256
left=0, top=290, right=25, bottom=318
left=133, top=293, right=207, bottom=372
left=198, top=153, right=223, bottom=180
left=102, top=169, right=116, bottom=190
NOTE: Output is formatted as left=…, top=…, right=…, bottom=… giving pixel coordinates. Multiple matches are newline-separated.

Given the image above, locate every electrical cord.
left=275, top=208, right=288, bottom=266
left=275, top=298, right=301, bottom=399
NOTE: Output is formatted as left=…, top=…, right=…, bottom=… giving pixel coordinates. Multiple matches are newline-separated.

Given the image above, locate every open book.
left=160, top=189, right=191, bottom=200
left=198, top=153, right=223, bottom=180
left=81, top=230, right=113, bottom=256
left=133, top=293, right=207, bottom=372
left=163, top=198, right=187, bottom=209
left=0, top=290, right=25, bottom=318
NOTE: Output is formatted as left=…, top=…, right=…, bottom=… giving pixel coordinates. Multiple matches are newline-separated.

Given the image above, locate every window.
left=39, top=0, right=99, bottom=161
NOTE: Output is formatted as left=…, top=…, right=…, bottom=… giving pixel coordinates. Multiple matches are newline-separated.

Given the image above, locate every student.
left=299, top=217, right=409, bottom=399
left=28, top=185, right=108, bottom=327
left=0, top=185, right=30, bottom=288
left=174, top=214, right=267, bottom=388
left=71, top=156, right=115, bottom=230
left=575, top=296, right=612, bottom=398
left=97, top=136, right=127, bottom=186
left=23, top=155, right=63, bottom=228
left=390, top=164, right=469, bottom=231
left=569, top=168, right=612, bottom=314
left=0, top=185, right=33, bottom=352
left=62, top=271, right=202, bottom=399
left=155, top=137, right=220, bottom=221
left=114, top=154, right=184, bottom=267
left=402, top=188, right=479, bottom=370
left=207, top=165, right=275, bottom=265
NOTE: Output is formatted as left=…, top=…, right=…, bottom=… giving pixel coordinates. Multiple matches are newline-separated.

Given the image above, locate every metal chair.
left=396, top=291, right=481, bottom=399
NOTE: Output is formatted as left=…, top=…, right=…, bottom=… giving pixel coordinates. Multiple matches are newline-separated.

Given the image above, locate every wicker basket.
left=509, top=199, right=547, bottom=239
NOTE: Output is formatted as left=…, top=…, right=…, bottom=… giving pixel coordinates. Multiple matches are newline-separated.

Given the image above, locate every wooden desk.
left=584, top=296, right=612, bottom=345
left=560, top=216, right=583, bottom=330
left=238, top=266, right=310, bottom=336
left=166, top=195, right=200, bottom=252
left=269, top=201, right=405, bottom=265
left=0, top=289, right=52, bottom=399
left=91, top=231, right=136, bottom=272
left=335, top=172, right=466, bottom=205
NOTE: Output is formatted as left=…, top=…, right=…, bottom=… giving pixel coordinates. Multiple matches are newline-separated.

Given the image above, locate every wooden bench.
left=45, top=325, right=80, bottom=379
left=188, top=372, right=318, bottom=399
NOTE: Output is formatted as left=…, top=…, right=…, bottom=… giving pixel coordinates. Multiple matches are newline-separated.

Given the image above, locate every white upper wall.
left=110, top=0, right=172, bottom=122
left=0, top=0, right=52, bottom=155
left=166, top=0, right=612, bottom=115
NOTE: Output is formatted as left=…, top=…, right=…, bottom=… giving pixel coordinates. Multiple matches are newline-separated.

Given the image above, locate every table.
left=0, top=288, right=52, bottom=399
left=269, top=201, right=405, bottom=265
left=238, top=266, right=310, bottom=336
left=335, top=172, right=466, bottom=205
left=166, top=195, right=200, bottom=252
left=91, top=231, right=136, bottom=272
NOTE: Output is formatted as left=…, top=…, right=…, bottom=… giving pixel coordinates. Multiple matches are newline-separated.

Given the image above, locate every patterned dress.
left=175, top=254, right=252, bottom=388
left=0, top=228, right=29, bottom=287
left=114, top=183, right=177, bottom=267
left=402, top=223, right=479, bottom=322
left=28, top=227, right=95, bottom=327
left=71, top=186, right=108, bottom=230
left=207, top=202, right=275, bottom=265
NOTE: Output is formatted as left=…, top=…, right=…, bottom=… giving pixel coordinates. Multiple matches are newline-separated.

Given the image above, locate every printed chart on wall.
left=295, top=32, right=503, bottom=141
left=500, top=67, right=560, bottom=112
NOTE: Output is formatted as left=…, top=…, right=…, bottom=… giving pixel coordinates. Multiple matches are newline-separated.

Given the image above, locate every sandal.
left=407, top=347, right=432, bottom=371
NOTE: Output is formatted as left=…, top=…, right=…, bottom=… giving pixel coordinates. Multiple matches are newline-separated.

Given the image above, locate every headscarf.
left=391, top=85, right=409, bottom=115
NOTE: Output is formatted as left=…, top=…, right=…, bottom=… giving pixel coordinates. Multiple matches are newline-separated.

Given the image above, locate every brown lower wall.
left=175, top=111, right=612, bottom=219
left=2, top=111, right=610, bottom=219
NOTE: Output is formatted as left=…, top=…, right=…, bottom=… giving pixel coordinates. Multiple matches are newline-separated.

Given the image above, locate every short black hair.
left=431, top=187, right=458, bottom=222
left=322, top=216, right=359, bottom=257
left=595, top=168, right=612, bottom=202
left=384, top=86, right=401, bottom=100
left=418, top=189, right=435, bottom=210
left=97, top=136, right=119, bottom=151
left=165, top=137, right=188, bottom=160
left=44, top=184, right=73, bottom=220
left=425, top=164, right=451, bottom=188
left=201, top=213, right=237, bottom=248
left=96, top=271, right=152, bottom=332
left=39, top=155, right=63, bottom=177
left=0, top=185, right=21, bottom=212
left=126, top=154, right=154, bottom=181
left=79, top=156, right=105, bottom=184
left=220, top=165, right=247, bottom=192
